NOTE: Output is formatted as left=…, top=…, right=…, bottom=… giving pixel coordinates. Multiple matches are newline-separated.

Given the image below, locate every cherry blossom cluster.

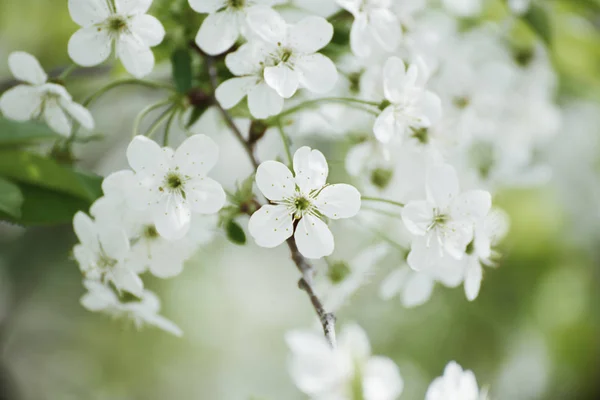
left=0, top=0, right=558, bottom=397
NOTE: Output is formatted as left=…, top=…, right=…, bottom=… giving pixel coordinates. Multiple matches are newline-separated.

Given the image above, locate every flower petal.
left=196, top=10, right=241, bottom=56
left=255, top=160, right=295, bottom=201
left=401, top=272, right=434, bottom=308
left=379, top=267, right=410, bottom=300
left=248, top=204, right=293, bottom=248
left=247, top=82, right=284, bottom=119
left=406, top=236, right=443, bottom=271
left=362, top=356, right=404, bottom=400
left=370, top=9, right=401, bottom=52
left=80, top=280, right=118, bottom=311
left=419, top=91, right=442, bottom=126
left=287, top=16, right=333, bottom=53
left=112, top=267, right=144, bottom=297
left=225, top=42, right=263, bottom=76
left=350, top=15, right=372, bottom=58
left=338, top=323, right=371, bottom=361
left=186, top=177, right=226, bottom=214
left=373, top=105, right=397, bottom=143
left=0, top=85, right=42, bottom=121
left=98, top=225, right=130, bottom=261
left=245, top=5, right=287, bottom=45
left=73, top=211, right=99, bottom=251
left=215, top=76, right=256, bottom=110
left=44, top=100, right=72, bottom=136
left=294, top=214, right=334, bottom=259
left=129, top=14, right=165, bottom=47
left=8, top=52, right=47, bottom=85
left=126, top=135, right=168, bottom=176
left=68, top=27, right=112, bottom=67
left=401, top=200, right=433, bottom=236
left=115, top=0, right=152, bottom=15
left=426, top=164, right=460, bottom=210
left=152, top=195, right=192, bottom=240
left=60, top=99, right=94, bottom=130
left=68, top=0, right=111, bottom=27
left=293, top=146, right=328, bottom=193
left=383, top=56, right=407, bottom=104
left=264, top=63, right=299, bottom=99
left=117, top=34, right=155, bottom=78
left=188, top=0, right=225, bottom=13
left=464, top=258, right=482, bottom=301
left=450, top=190, right=492, bottom=222
left=295, top=53, right=338, bottom=94
left=314, top=184, right=361, bottom=219
left=173, top=134, right=219, bottom=177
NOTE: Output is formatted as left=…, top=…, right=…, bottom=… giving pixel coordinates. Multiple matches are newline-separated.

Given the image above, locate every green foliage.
left=171, top=48, right=193, bottom=94
left=225, top=219, right=247, bottom=245
left=523, top=4, right=552, bottom=45
left=0, top=117, right=61, bottom=147
left=0, top=177, right=23, bottom=218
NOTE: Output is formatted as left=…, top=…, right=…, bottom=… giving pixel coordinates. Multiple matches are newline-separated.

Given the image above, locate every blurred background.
left=1, top=0, right=600, bottom=399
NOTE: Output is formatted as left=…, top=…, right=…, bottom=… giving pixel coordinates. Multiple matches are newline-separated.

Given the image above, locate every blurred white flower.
left=246, top=8, right=338, bottom=98
left=442, top=0, right=482, bottom=17
left=287, top=323, right=403, bottom=399
left=248, top=146, right=361, bottom=259
left=73, top=211, right=143, bottom=297
left=67, top=0, right=165, bottom=78
left=374, top=57, right=442, bottom=144
left=425, top=361, right=488, bottom=400
left=336, top=0, right=401, bottom=58
left=0, top=52, right=94, bottom=136
left=508, top=0, right=531, bottom=15
left=80, top=280, right=182, bottom=337
left=126, top=135, right=226, bottom=240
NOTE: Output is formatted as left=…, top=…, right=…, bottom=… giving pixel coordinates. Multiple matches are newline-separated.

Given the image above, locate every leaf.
left=0, top=177, right=23, bottom=218
left=186, top=104, right=208, bottom=128
left=0, top=117, right=61, bottom=147
left=523, top=4, right=552, bottom=45
left=225, top=219, right=246, bottom=245
left=171, top=49, right=193, bottom=94
left=0, top=150, right=102, bottom=202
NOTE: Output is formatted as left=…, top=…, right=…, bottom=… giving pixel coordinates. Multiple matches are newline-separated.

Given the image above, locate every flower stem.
left=272, top=97, right=380, bottom=121
left=276, top=120, right=293, bottom=169
left=82, top=79, right=174, bottom=107
left=146, top=106, right=175, bottom=140
left=361, top=196, right=405, bottom=208
left=57, top=64, right=77, bottom=81
left=132, top=100, right=172, bottom=138
left=163, top=110, right=178, bottom=146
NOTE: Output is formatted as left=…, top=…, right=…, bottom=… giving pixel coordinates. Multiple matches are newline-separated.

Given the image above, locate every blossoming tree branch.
left=0, top=0, right=558, bottom=397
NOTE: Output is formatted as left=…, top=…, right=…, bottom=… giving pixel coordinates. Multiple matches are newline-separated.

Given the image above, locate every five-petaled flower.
left=0, top=52, right=94, bottom=136
left=425, top=361, right=489, bottom=400
left=248, top=146, right=361, bottom=259
left=67, top=0, right=165, bottom=78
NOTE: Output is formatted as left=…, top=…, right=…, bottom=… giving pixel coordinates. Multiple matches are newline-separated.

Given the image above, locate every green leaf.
left=225, top=219, right=246, bottom=245
left=186, top=104, right=207, bottom=128
left=0, top=177, right=23, bottom=218
left=523, top=4, right=552, bottom=45
left=0, top=150, right=102, bottom=201
left=0, top=117, right=61, bottom=147
left=171, top=49, right=193, bottom=94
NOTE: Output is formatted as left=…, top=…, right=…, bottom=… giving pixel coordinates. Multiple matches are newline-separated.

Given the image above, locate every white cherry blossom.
left=80, top=280, right=182, bottom=337
left=246, top=8, right=338, bottom=98
left=401, top=164, right=491, bottom=264
left=73, top=211, right=143, bottom=297
left=287, top=323, right=403, bottom=399
left=425, top=361, right=488, bottom=400
left=216, top=42, right=284, bottom=119
left=374, top=56, right=442, bottom=144
left=0, top=52, right=94, bottom=136
left=126, top=134, right=226, bottom=240
left=248, top=146, right=361, bottom=259
left=67, top=0, right=165, bottom=78
left=336, top=0, right=402, bottom=58
left=442, top=0, right=482, bottom=17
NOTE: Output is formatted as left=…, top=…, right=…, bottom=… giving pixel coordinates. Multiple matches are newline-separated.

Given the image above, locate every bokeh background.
left=1, top=0, right=600, bottom=399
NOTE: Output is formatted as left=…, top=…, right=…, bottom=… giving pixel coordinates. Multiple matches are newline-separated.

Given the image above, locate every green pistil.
left=143, top=225, right=159, bottom=240
left=108, top=16, right=127, bottom=32
left=370, top=168, right=393, bottom=189
left=166, top=173, right=183, bottom=189
left=327, top=261, right=351, bottom=284
left=228, top=0, right=246, bottom=8
left=281, top=49, right=292, bottom=63
left=294, top=196, right=311, bottom=211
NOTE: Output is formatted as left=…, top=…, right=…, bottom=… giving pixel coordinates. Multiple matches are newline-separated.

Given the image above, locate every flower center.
left=167, top=173, right=183, bottom=189
left=227, top=0, right=246, bottom=8
left=143, top=225, right=159, bottom=240
left=370, top=168, right=393, bottom=189
left=294, top=196, right=311, bottom=211
left=281, top=49, right=293, bottom=63
left=107, top=16, right=128, bottom=32
left=97, top=253, right=117, bottom=270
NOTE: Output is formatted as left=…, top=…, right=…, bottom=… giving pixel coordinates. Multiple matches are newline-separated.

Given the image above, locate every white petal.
left=450, top=190, right=492, bottom=222
left=98, top=225, right=130, bottom=261
left=215, top=77, right=256, bottom=110
left=362, top=356, right=404, bottom=400
left=379, top=267, right=409, bottom=300
left=247, top=82, right=284, bottom=119
left=370, top=9, right=401, bottom=52
left=293, top=146, right=328, bottom=193
left=426, top=164, right=460, bottom=210
left=350, top=15, right=372, bottom=58
left=148, top=248, right=185, bottom=278
left=401, top=200, right=433, bottom=236
left=115, top=0, right=152, bottom=15
left=373, top=105, right=397, bottom=143
left=0, top=85, right=42, bottom=121
left=245, top=5, right=287, bottom=45
left=129, top=14, right=165, bottom=47
left=295, top=53, right=338, bottom=94
left=68, top=0, right=111, bottom=27
left=144, top=313, right=183, bottom=337
left=338, top=323, right=371, bottom=361
left=443, top=221, right=474, bottom=259
left=44, top=100, right=72, bottom=136
left=68, top=27, right=112, bottom=67
left=188, top=0, right=225, bottom=13
left=224, top=42, right=262, bottom=76
left=314, top=184, right=361, bottom=219
left=73, top=211, right=99, bottom=251
left=434, top=256, right=466, bottom=288
left=255, top=160, right=295, bottom=201
left=173, top=134, right=219, bottom=177
left=264, top=63, right=299, bottom=99
left=464, top=258, right=483, bottom=301
left=186, top=177, right=226, bottom=214
left=287, top=16, right=333, bottom=53
left=383, top=56, right=407, bottom=104
left=112, top=267, right=144, bottom=297
left=117, top=34, right=155, bottom=78
left=406, top=236, right=443, bottom=271
left=248, top=204, right=293, bottom=248
left=126, top=135, right=168, bottom=175
left=80, top=281, right=117, bottom=311
left=153, top=195, right=192, bottom=240
left=8, top=52, right=47, bottom=85
left=196, top=10, right=241, bottom=56
left=419, top=91, right=442, bottom=126
left=294, top=214, right=334, bottom=259
left=60, top=99, right=94, bottom=130
left=401, top=272, right=434, bottom=308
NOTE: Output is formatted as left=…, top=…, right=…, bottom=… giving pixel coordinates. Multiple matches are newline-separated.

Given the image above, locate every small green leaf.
left=523, top=4, right=552, bottom=45
left=225, top=219, right=246, bottom=245
left=0, top=150, right=102, bottom=202
left=0, top=117, right=61, bottom=147
left=171, top=49, right=193, bottom=94
left=0, top=177, right=23, bottom=218
left=186, top=104, right=207, bottom=128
